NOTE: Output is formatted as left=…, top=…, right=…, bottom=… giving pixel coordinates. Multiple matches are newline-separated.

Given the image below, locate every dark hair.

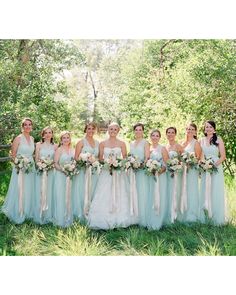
left=166, top=126, right=177, bottom=135
left=204, top=120, right=218, bottom=146
left=84, top=122, right=97, bottom=133
left=41, top=126, right=54, bottom=144
left=189, top=123, right=198, bottom=140
left=133, top=123, right=144, bottom=131
left=150, top=129, right=161, bottom=138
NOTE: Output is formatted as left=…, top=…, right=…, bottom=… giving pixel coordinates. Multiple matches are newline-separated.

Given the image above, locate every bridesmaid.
left=146, top=129, right=169, bottom=230
left=73, top=122, right=99, bottom=222
left=88, top=122, right=133, bottom=230
left=34, top=126, right=58, bottom=224
left=165, top=126, right=184, bottom=224
left=180, top=123, right=201, bottom=222
left=2, top=118, right=35, bottom=224
left=130, top=123, right=150, bottom=227
left=199, top=121, right=226, bottom=225
left=53, top=131, right=75, bottom=227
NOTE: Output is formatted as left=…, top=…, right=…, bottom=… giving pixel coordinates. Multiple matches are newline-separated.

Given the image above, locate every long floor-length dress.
left=199, top=137, right=226, bottom=225
left=33, top=144, right=56, bottom=224
left=72, top=138, right=99, bottom=222
left=146, top=145, right=168, bottom=230
left=165, top=150, right=182, bottom=225
left=53, top=149, right=75, bottom=227
left=180, top=139, right=200, bottom=223
left=88, top=147, right=133, bottom=230
left=2, top=134, right=35, bottom=224
left=130, top=139, right=149, bottom=227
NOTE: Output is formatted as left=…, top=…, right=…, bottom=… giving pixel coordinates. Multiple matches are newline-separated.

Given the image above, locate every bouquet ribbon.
left=110, top=170, right=120, bottom=213
left=171, top=173, right=178, bottom=222
left=40, top=171, right=48, bottom=216
left=84, top=166, right=92, bottom=216
left=205, top=171, right=212, bottom=218
left=65, top=176, right=72, bottom=220
left=18, top=170, right=24, bottom=216
left=180, top=165, right=188, bottom=214
left=153, top=174, right=160, bottom=215
left=129, top=169, right=138, bottom=216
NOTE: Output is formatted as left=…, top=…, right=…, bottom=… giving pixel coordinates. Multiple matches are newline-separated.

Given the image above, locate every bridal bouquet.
left=36, top=156, right=54, bottom=175
left=14, top=155, right=34, bottom=174
left=180, top=152, right=198, bottom=171
left=76, top=152, right=101, bottom=174
left=144, top=159, right=162, bottom=181
left=121, top=155, right=143, bottom=172
left=103, top=152, right=123, bottom=175
left=166, top=156, right=183, bottom=178
left=61, top=159, right=79, bottom=179
left=198, top=156, right=218, bottom=174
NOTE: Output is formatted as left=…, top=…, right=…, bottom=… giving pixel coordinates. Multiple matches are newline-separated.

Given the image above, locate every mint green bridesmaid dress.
left=165, top=150, right=182, bottom=225
left=72, top=138, right=99, bottom=222
left=53, top=149, right=75, bottom=227
left=199, top=137, right=226, bottom=225
left=33, top=144, right=56, bottom=224
left=130, top=139, right=149, bottom=227
left=180, top=139, right=200, bottom=223
left=146, top=145, right=168, bottom=230
left=2, top=134, right=35, bottom=224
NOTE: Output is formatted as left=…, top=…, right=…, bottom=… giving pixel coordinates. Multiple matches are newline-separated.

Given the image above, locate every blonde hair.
left=108, top=122, right=120, bottom=130
left=59, top=130, right=71, bottom=147
left=21, top=118, right=33, bottom=131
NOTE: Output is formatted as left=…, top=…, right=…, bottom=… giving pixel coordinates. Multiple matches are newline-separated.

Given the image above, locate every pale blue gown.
left=33, top=143, right=56, bottom=224
left=53, top=149, right=75, bottom=227
left=146, top=145, right=168, bottom=230
left=2, top=134, right=35, bottom=224
left=130, top=139, right=149, bottom=227
left=199, top=137, right=226, bottom=225
left=72, top=138, right=99, bottom=222
left=88, top=147, right=134, bottom=230
left=165, top=150, right=182, bottom=224
left=180, top=139, right=200, bottom=223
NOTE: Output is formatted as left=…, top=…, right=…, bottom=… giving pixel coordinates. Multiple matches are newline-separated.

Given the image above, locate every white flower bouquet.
left=198, top=156, right=218, bottom=174
left=144, top=159, right=162, bottom=181
left=76, top=152, right=101, bottom=174
left=166, top=156, right=183, bottom=178
left=36, top=156, right=54, bottom=175
left=14, top=155, right=34, bottom=174
left=61, top=159, right=79, bottom=179
left=103, top=152, right=122, bottom=175
left=181, top=151, right=198, bottom=171
left=121, top=155, right=143, bottom=172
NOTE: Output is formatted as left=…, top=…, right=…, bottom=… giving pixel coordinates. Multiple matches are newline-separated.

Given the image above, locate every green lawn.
left=0, top=171, right=235, bottom=256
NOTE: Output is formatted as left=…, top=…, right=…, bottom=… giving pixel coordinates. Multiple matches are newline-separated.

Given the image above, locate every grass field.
left=0, top=170, right=235, bottom=256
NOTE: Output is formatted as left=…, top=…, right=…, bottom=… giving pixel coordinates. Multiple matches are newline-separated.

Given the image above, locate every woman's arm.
left=54, top=148, right=62, bottom=171
left=160, top=147, right=169, bottom=174
left=194, top=141, right=202, bottom=160
left=99, top=142, right=105, bottom=161
left=121, top=141, right=127, bottom=158
left=35, top=142, right=41, bottom=162
left=144, top=141, right=150, bottom=161
left=215, top=138, right=226, bottom=166
left=74, top=140, right=83, bottom=161
left=11, top=136, right=20, bottom=159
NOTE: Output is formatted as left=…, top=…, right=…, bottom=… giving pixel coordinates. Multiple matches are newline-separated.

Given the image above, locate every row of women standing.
left=1, top=118, right=226, bottom=229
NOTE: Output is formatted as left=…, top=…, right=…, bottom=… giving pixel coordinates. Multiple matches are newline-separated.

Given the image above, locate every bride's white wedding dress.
left=88, top=147, right=136, bottom=229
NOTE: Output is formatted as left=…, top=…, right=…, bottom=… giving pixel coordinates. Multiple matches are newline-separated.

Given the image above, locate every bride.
left=88, top=122, right=135, bottom=229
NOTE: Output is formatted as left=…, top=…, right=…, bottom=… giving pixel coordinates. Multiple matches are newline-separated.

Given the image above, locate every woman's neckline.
left=85, top=137, right=96, bottom=149
left=22, top=134, right=32, bottom=145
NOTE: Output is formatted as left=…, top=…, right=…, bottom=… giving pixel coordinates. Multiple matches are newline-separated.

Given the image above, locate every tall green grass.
left=0, top=171, right=235, bottom=256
